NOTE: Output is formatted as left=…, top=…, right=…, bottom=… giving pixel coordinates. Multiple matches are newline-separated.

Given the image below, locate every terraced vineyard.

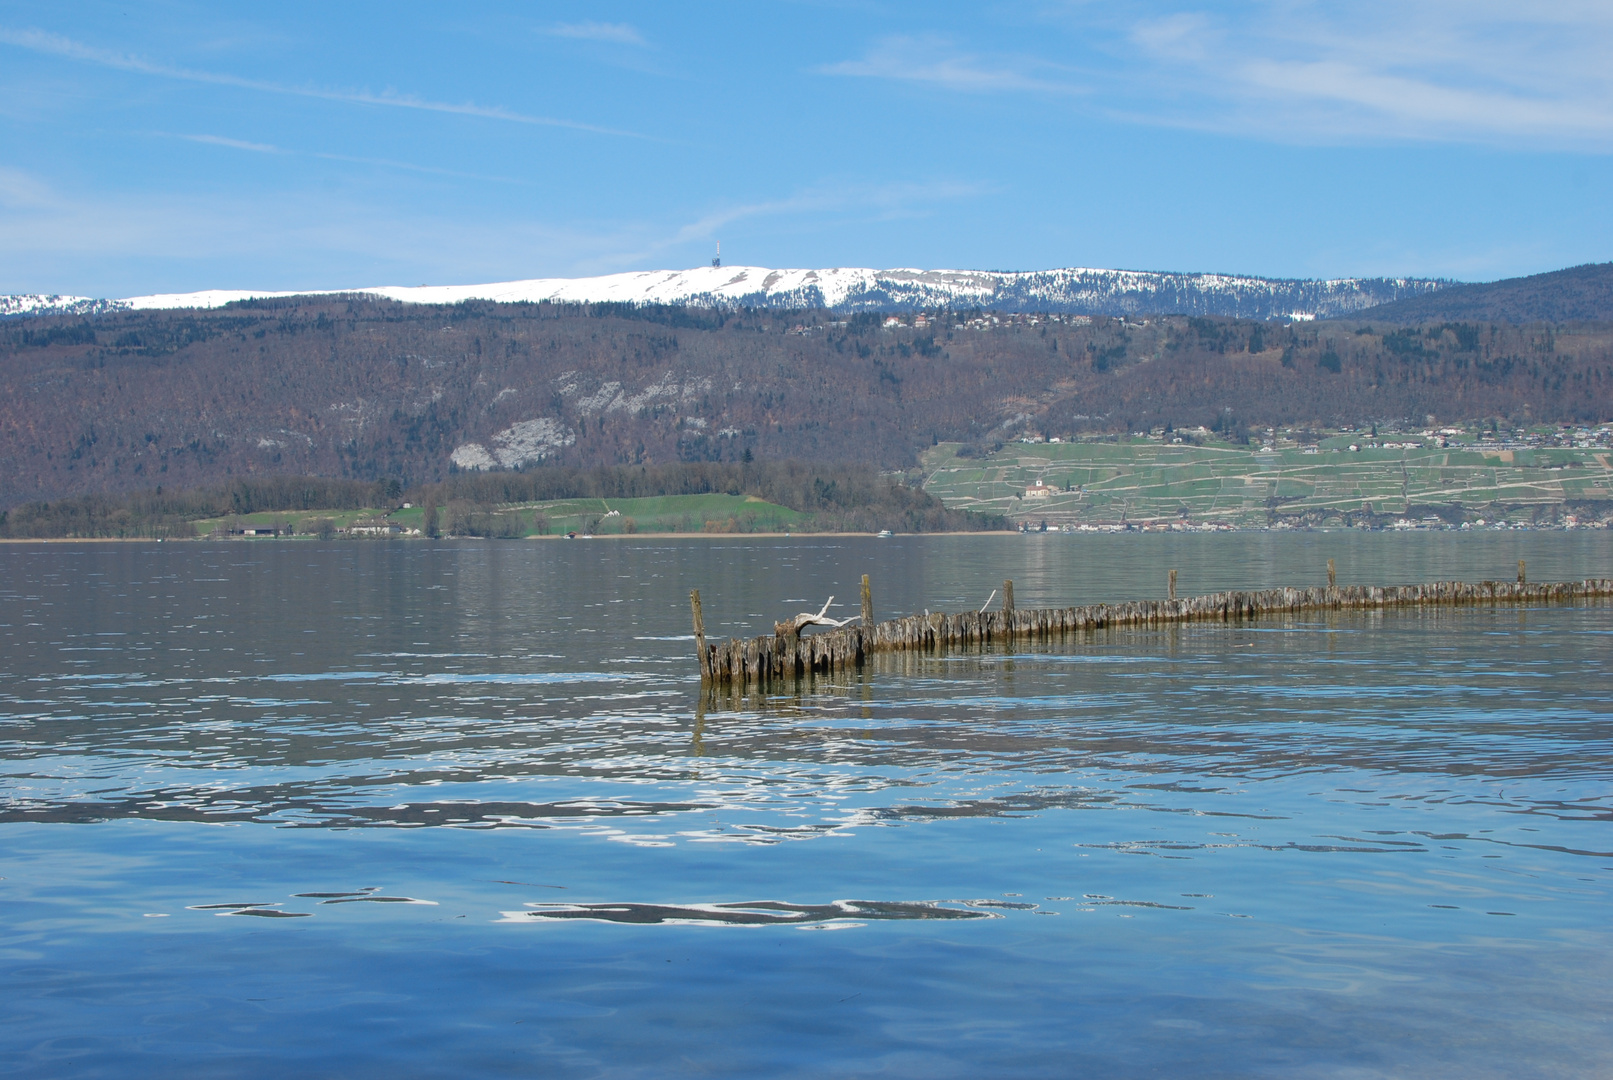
left=921, top=439, right=1613, bottom=526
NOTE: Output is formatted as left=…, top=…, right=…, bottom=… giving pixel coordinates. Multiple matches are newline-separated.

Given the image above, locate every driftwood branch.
left=775, top=596, right=856, bottom=636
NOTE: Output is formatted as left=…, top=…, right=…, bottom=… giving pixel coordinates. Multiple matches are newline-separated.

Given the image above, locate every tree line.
left=0, top=462, right=1005, bottom=539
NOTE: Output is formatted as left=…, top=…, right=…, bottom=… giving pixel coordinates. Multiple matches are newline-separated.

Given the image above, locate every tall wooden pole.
left=1328, top=558, right=1336, bottom=589
left=1003, top=579, right=1015, bottom=614
left=1518, top=559, right=1526, bottom=585
left=861, top=574, right=873, bottom=627
left=690, top=589, right=707, bottom=680
left=1168, top=568, right=1177, bottom=601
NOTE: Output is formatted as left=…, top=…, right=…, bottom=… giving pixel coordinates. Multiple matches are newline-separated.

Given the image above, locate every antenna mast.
left=711, top=241, right=721, bottom=269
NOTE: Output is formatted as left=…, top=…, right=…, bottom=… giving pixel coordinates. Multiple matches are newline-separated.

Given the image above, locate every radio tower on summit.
left=711, top=241, right=720, bottom=268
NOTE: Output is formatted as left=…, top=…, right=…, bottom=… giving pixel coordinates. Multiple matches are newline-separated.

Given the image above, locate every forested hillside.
left=1, top=297, right=1610, bottom=506
left=1359, top=263, right=1613, bottom=324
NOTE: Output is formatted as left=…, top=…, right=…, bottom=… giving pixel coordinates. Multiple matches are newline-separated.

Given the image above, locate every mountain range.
left=2, top=293, right=1607, bottom=507
left=0, top=264, right=1449, bottom=322
left=3, top=259, right=1609, bottom=508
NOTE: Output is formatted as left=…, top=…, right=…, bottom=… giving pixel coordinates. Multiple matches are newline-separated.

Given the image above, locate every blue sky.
left=1, top=1, right=1610, bottom=296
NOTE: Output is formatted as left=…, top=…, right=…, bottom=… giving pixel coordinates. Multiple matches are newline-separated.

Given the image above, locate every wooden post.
left=690, top=590, right=707, bottom=680
left=1518, top=559, right=1526, bottom=585
left=1002, top=579, right=1015, bottom=641
left=1168, top=568, right=1177, bottom=601
left=861, top=574, right=873, bottom=627
left=1328, top=558, right=1336, bottom=589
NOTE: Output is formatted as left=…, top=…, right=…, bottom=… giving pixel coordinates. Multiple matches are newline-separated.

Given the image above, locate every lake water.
left=3, top=533, right=1611, bottom=1078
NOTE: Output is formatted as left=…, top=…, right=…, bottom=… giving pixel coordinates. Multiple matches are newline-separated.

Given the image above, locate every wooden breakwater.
left=692, top=570, right=1613, bottom=688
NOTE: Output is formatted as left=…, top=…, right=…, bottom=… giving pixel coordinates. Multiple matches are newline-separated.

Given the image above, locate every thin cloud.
left=166, top=133, right=528, bottom=184
left=672, top=181, right=987, bottom=246
left=179, top=133, right=280, bottom=154
left=1122, top=2, right=1613, bottom=148
left=0, top=165, right=62, bottom=210
left=0, top=165, right=990, bottom=294
left=1234, top=58, right=1613, bottom=140
left=582, top=179, right=988, bottom=273
left=0, top=26, right=647, bottom=139
left=826, top=6, right=1613, bottom=150
left=0, top=166, right=650, bottom=292
left=544, top=22, right=648, bottom=47
left=820, top=34, right=1087, bottom=96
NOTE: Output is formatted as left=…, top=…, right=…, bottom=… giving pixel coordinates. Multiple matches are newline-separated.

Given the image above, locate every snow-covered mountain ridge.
left=2, top=264, right=1449, bottom=321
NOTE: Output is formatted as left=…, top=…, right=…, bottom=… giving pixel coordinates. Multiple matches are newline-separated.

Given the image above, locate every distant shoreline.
left=0, top=530, right=1014, bottom=544
left=2, top=524, right=1598, bottom=545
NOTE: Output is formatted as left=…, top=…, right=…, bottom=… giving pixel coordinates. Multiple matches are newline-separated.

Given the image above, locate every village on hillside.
left=922, top=422, right=1613, bottom=531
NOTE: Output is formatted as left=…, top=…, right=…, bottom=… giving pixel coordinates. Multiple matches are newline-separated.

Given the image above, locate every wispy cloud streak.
left=167, top=133, right=528, bottom=184
left=581, top=179, right=988, bottom=273
left=0, top=26, right=646, bottom=138
left=0, top=165, right=639, bottom=290
left=822, top=4, right=1613, bottom=150
left=820, top=35, right=1085, bottom=96
left=544, top=22, right=648, bottom=47
left=1123, top=2, right=1613, bottom=148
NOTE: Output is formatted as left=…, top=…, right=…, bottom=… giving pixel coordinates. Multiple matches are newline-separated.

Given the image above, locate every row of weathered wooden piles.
left=693, top=574, right=1613, bottom=688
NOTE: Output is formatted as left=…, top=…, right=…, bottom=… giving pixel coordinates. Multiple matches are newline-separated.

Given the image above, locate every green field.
left=922, top=439, right=1613, bottom=526
left=197, top=492, right=808, bottom=538
left=428, top=492, right=808, bottom=536
left=191, top=507, right=382, bottom=536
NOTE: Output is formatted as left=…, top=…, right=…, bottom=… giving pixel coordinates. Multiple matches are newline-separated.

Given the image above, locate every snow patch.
left=3, top=265, right=1450, bottom=321
left=0, top=294, right=117, bottom=318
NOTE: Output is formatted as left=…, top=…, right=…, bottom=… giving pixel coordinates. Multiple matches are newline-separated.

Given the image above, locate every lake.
left=3, top=532, right=1611, bottom=1078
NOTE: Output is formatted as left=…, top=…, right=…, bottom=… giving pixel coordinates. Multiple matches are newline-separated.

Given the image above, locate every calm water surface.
left=3, top=533, right=1611, bottom=1078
